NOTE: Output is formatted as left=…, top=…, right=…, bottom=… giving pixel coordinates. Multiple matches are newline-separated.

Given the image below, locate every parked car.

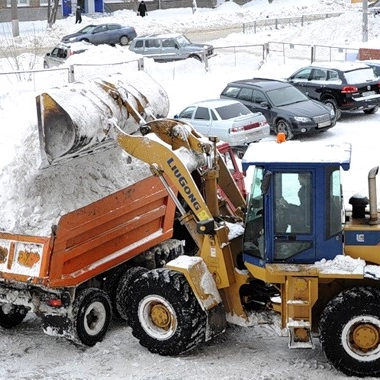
left=369, top=0, right=380, bottom=16
left=61, top=23, right=137, bottom=46
left=174, top=99, right=269, bottom=149
left=220, top=78, right=335, bottom=140
left=360, top=60, right=380, bottom=77
left=287, top=61, right=380, bottom=119
left=43, top=42, right=91, bottom=68
left=129, top=33, right=214, bottom=62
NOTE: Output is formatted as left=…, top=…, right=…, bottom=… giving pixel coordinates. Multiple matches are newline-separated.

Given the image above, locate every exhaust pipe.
left=36, top=72, right=169, bottom=168
left=368, top=166, right=379, bottom=225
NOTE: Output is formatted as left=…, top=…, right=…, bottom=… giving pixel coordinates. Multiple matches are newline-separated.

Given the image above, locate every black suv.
left=369, top=0, right=380, bottom=16
left=287, top=62, right=380, bottom=119
left=220, top=78, right=335, bottom=140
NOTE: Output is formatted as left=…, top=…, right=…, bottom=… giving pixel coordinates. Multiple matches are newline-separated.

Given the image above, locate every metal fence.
left=0, top=58, right=144, bottom=93
left=0, top=42, right=361, bottom=91
left=243, top=12, right=344, bottom=34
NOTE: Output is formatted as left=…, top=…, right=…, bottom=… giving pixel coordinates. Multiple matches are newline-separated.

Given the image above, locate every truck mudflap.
left=166, top=255, right=227, bottom=340
left=36, top=71, right=169, bottom=168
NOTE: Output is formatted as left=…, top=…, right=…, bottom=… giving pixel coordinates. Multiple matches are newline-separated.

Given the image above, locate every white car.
left=43, top=42, right=91, bottom=68
left=174, top=99, right=269, bottom=147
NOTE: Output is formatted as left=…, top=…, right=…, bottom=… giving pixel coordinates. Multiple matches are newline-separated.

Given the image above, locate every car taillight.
left=341, top=85, right=358, bottom=94
left=230, top=121, right=264, bottom=133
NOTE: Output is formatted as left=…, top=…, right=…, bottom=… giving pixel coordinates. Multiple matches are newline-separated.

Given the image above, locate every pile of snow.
left=0, top=127, right=151, bottom=235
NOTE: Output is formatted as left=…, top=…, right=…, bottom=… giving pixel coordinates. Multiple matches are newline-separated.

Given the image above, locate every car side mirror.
left=260, top=102, right=270, bottom=108
left=46, top=53, right=51, bottom=57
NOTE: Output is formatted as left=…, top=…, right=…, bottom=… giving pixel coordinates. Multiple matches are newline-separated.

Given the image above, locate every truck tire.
left=319, top=287, right=380, bottom=377
left=127, top=268, right=207, bottom=356
left=0, top=304, right=28, bottom=328
left=102, top=263, right=130, bottom=318
left=115, top=266, right=148, bottom=321
left=72, top=288, right=112, bottom=346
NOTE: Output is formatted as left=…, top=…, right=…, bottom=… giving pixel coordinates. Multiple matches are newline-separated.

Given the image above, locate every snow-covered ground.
left=1, top=0, right=380, bottom=379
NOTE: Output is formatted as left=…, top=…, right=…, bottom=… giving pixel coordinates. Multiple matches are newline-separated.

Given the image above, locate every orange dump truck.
left=0, top=175, right=182, bottom=346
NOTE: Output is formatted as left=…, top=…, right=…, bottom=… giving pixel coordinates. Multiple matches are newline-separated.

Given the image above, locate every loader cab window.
left=274, top=172, right=313, bottom=260
left=244, top=167, right=265, bottom=259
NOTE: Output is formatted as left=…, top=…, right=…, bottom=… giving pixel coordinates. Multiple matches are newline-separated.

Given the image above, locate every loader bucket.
left=36, top=71, right=169, bottom=168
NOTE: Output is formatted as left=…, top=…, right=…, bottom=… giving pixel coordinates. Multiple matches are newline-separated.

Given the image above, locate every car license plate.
left=362, top=90, right=375, bottom=97
left=318, top=121, right=330, bottom=128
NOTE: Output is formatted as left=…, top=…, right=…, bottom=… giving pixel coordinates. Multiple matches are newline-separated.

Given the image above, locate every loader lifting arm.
left=116, top=120, right=248, bottom=297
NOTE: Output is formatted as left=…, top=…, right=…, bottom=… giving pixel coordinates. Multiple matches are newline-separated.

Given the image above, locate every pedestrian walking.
left=75, top=6, right=82, bottom=24
left=137, top=1, right=147, bottom=17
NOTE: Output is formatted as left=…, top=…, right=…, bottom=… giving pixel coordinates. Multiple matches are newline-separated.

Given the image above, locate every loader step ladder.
left=285, top=276, right=317, bottom=349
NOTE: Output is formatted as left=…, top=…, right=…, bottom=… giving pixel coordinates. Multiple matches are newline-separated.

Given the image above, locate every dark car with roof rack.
left=220, top=78, right=335, bottom=140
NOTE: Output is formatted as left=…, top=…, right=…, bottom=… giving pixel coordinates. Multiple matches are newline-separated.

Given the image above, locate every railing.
left=0, top=57, right=144, bottom=91
left=243, top=12, right=344, bottom=34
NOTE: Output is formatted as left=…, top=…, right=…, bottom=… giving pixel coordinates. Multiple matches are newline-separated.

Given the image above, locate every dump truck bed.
left=0, top=175, right=176, bottom=288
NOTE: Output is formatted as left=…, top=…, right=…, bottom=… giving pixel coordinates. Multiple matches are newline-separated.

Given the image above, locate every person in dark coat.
left=138, top=1, right=147, bottom=17
left=75, top=6, right=82, bottom=24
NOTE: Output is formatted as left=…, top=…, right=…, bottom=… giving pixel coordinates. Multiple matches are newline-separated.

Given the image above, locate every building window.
left=7, top=0, right=30, bottom=6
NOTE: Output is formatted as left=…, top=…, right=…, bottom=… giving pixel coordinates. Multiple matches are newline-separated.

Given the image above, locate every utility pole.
left=11, top=0, right=19, bottom=37
left=363, top=0, right=368, bottom=42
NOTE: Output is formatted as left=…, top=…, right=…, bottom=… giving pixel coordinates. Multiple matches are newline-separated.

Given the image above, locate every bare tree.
left=11, top=0, right=19, bottom=37
left=47, top=0, right=60, bottom=28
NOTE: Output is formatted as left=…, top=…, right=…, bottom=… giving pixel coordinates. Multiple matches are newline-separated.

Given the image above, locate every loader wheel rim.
left=84, top=301, right=107, bottom=336
left=138, top=295, right=177, bottom=341
left=342, top=316, right=380, bottom=361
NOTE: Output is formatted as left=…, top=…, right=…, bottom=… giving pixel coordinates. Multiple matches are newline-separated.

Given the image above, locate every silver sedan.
left=174, top=98, right=269, bottom=147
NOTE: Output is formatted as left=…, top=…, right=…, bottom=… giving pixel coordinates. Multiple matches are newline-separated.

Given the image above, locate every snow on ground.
left=1, top=0, right=380, bottom=379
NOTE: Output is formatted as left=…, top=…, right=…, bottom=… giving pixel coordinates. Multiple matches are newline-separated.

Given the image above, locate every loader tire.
left=319, top=287, right=380, bottom=377
left=0, top=304, right=28, bottom=328
left=72, top=288, right=112, bottom=346
left=127, top=268, right=207, bottom=356
left=115, top=266, right=148, bottom=321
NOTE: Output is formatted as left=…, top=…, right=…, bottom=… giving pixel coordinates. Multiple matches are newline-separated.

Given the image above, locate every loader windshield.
left=244, top=167, right=265, bottom=259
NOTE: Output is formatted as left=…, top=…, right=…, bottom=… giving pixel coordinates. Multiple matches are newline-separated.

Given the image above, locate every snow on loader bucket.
left=36, top=71, right=169, bottom=168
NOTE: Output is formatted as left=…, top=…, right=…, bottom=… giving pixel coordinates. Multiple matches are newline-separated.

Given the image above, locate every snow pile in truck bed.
left=0, top=117, right=151, bottom=236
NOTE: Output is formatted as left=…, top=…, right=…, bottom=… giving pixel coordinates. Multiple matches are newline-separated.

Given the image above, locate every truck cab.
left=241, top=140, right=351, bottom=267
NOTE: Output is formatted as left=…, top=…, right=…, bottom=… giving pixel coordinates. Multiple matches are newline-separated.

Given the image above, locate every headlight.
left=329, top=108, right=335, bottom=118
left=69, top=37, right=77, bottom=42
left=294, top=116, right=311, bottom=123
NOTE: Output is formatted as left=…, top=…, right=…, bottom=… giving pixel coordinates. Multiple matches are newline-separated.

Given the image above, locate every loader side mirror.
left=261, top=170, right=272, bottom=194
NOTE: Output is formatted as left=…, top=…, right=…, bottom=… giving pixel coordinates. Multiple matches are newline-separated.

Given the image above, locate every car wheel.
left=119, top=36, right=130, bottom=46
left=275, top=119, right=293, bottom=140
left=189, top=54, right=202, bottom=62
left=323, top=98, right=341, bottom=120
left=364, top=106, right=379, bottom=114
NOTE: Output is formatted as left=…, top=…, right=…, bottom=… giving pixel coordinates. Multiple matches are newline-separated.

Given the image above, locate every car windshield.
left=175, top=35, right=192, bottom=47
left=215, top=102, right=251, bottom=119
left=266, top=85, right=309, bottom=107
left=344, top=68, right=377, bottom=84
left=77, top=25, right=97, bottom=34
